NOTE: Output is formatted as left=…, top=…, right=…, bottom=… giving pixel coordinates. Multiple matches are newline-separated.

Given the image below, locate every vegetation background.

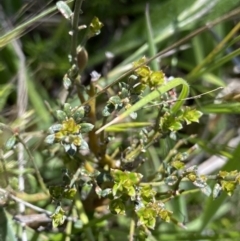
left=1, top=0, right=240, bottom=240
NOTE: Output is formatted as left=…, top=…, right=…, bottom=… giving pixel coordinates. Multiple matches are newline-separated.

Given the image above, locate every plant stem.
left=16, top=134, right=48, bottom=194
left=0, top=124, right=48, bottom=194
left=0, top=187, right=51, bottom=216
left=71, top=0, right=84, bottom=67
left=75, top=196, right=95, bottom=241
left=0, top=150, right=9, bottom=187
left=88, top=82, right=99, bottom=156
left=129, top=218, right=135, bottom=241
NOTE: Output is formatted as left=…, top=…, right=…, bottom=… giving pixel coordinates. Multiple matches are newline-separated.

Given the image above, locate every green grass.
left=1, top=0, right=240, bottom=240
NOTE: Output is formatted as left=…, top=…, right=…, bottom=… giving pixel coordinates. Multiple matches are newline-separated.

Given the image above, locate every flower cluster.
left=45, top=104, right=94, bottom=155
left=108, top=169, right=173, bottom=230
left=133, top=56, right=165, bottom=89
left=102, top=57, right=166, bottom=119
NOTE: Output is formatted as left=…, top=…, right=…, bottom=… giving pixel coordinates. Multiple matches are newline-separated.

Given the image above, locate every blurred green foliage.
left=1, top=0, right=240, bottom=240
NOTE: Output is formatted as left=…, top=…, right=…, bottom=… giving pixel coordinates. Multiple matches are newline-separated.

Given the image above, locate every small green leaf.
left=112, top=183, right=121, bottom=197
left=182, top=107, right=203, bottom=125
left=51, top=206, right=66, bottom=228
left=201, top=185, right=212, bottom=197
left=220, top=180, right=236, bottom=196
left=49, top=124, right=63, bottom=134
left=140, top=185, right=156, bottom=204
left=96, top=188, right=112, bottom=197
left=158, top=208, right=172, bottom=222
left=185, top=165, right=198, bottom=173
left=80, top=123, right=94, bottom=133
left=110, top=169, right=142, bottom=197
left=79, top=139, right=89, bottom=150
left=171, top=160, right=185, bottom=170
left=132, top=82, right=146, bottom=94
left=45, top=134, right=55, bottom=144
left=127, top=171, right=143, bottom=185
left=213, top=183, right=222, bottom=199
left=109, top=96, right=122, bottom=106
left=56, top=110, right=67, bottom=122
left=135, top=66, right=151, bottom=83
left=89, top=17, right=104, bottom=36
left=149, top=71, right=165, bottom=87
left=159, top=113, right=183, bottom=132
left=63, top=103, right=72, bottom=117
left=132, top=57, right=147, bottom=68
left=102, top=106, right=113, bottom=117
left=165, top=175, right=178, bottom=186
left=169, top=121, right=183, bottom=131
left=109, top=198, right=125, bottom=215
left=81, top=183, right=92, bottom=199
left=119, top=86, right=129, bottom=99
left=56, top=1, right=73, bottom=20
left=193, top=176, right=207, bottom=188
left=137, top=206, right=157, bottom=229
left=73, top=107, right=85, bottom=123
left=136, top=226, right=148, bottom=241
left=126, top=186, right=136, bottom=198
left=63, top=75, right=72, bottom=89
left=5, top=135, right=16, bottom=150
left=218, top=170, right=229, bottom=178
left=63, top=188, right=77, bottom=200
left=186, top=173, right=197, bottom=182
left=111, top=169, right=125, bottom=182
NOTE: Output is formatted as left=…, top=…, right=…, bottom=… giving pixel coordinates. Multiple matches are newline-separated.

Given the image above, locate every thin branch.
left=144, top=87, right=223, bottom=108
left=0, top=187, right=77, bottom=222
left=16, top=134, right=48, bottom=194
left=1, top=127, right=44, bottom=193
left=0, top=187, right=51, bottom=216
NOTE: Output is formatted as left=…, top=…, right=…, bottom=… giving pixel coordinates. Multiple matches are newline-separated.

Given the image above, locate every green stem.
left=129, top=218, right=135, bottom=241
left=65, top=216, right=73, bottom=241
left=75, top=196, right=95, bottom=241
left=70, top=167, right=82, bottom=188
left=0, top=150, right=9, bottom=187
left=16, top=134, right=48, bottom=194
left=0, top=124, right=48, bottom=194
left=71, top=0, right=84, bottom=67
